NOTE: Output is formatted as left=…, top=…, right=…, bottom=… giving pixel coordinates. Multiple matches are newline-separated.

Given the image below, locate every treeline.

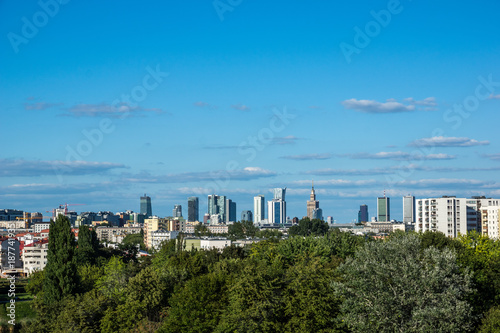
left=19, top=215, right=500, bottom=332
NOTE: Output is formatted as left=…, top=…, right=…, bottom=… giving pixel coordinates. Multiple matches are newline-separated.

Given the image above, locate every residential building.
left=415, top=196, right=500, bottom=237
left=140, top=194, right=152, bottom=217
left=377, top=196, right=390, bottom=222
left=143, top=216, right=160, bottom=249
left=188, top=197, right=199, bottom=222
left=33, top=222, right=51, bottom=233
left=151, top=230, right=179, bottom=250
left=96, top=226, right=142, bottom=242
left=254, top=195, right=265, bottom=223
left=22, top=239, right=49, bottom=276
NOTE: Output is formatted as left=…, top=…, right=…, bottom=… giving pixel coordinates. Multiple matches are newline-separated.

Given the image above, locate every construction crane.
left=47, top=203, right=86, bottom=219
left=15, top=215, right=52, bottom=228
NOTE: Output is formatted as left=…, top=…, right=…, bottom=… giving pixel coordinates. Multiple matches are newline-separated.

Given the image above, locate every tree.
left=76, top=225, right=99, bottom=265
left=289, top=218, right=329, bottom=237
left=227, top=220, right=257, bottom=240
left=336, top=233, right=474, bottom=333
left=44, top=215, right=78, bottom=304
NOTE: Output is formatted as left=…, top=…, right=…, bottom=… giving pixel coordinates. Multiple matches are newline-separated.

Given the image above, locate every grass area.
left=0, top=279, right=32, bottom=303
left=0, top=279, right=36, bottom=329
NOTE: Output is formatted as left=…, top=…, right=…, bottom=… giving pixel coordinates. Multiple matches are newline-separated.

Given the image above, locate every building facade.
left=377, top=197, right=390, bottom=222
left=358, top=205, right=368, bottom=223
left=188, top=197, right=199, bottom=222
left=173, top=205, right=182, bottom=218
left=140, top=194, right=152, bottom=217
left=254, top=195, right=265, bottom=223
left=241, top=210, right=253, bottom=222
left=403, top=195, right=416, bottom=223
left=306, top=182, right=319, bottom=219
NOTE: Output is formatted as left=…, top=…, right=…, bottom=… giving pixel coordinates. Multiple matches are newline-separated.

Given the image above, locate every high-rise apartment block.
left=416, top=196, right=500, bottom=238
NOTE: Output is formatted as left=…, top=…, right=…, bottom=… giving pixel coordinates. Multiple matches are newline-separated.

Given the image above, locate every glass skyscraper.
left=377, top=197, right=390, bottom=222
left=140, top=194, right=152, bottom=217
left=188, top=197, right=199, bottom=222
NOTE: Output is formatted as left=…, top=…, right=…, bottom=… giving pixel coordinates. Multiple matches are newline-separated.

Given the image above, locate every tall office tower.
left=208, top=195, right=219, bottom=216
left=217, top=195, right=227, bottom=223
left=268, top=199, right=286, bottom=224
left=403, top=195, right=416, bottom=223
left=187, top=197, right=199, bottom=222
left=306, top=181, right=320, bottom=219
left=241, top=210, right=253, bottom=222
left=254, top=195, right=265, bottom=223
left=377, top=196, right=390, bottom=222
left=273, top=187, right=286, bottom=200
left=312, top=208, right=323, bottom=220
left=140, top=194, right=152, bottom=217
left=358, top=205, right=368, bottom=223
left=326, top=216, right=333, bottom=224
left=173, top=205, right=182, bottom=218
left=225, top=199, right=236, bottom=223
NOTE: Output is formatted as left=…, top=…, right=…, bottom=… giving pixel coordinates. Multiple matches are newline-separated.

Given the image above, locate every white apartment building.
left=151, top=230, right=179, bottom=250
left=23, top=240, right=48, bottom=276
left=416, top=196, right=500, bottom=237
left=481, top=206, right=500, bottom=239
left=34, top=222, right=51, bottom=233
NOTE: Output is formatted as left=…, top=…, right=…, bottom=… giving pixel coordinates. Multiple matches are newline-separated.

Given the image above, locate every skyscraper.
left=377, top=196, right=390, bottom=222
left=312, top=208, right=323, bottom=220
left=187, top=197, right=199, bottom=222
left=208, top=195, right=218, bottom=216
left=254, top=195, right=265, bottom=223
left=173, top=205, right=182, bottom=218
left=358, top=204, right=368, bottom=223
left=307, top=181, right=319, bottom=219
left=403, top=195, right=416, bottom=223
left=273, top=187, right=286, bottom=200
left=140, top=194, right=152, bottom=217
left=217, top=195, right=227, bottom=222
left=268, top=199, right=286, bottom=224
left=268, top=188, right=286, bottom=224
left=241, top=210, right=253, bottom=222
left=226, top=199, right=237, bottom=222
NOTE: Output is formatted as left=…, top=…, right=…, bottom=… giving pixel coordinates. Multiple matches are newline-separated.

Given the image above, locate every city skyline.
left=1, top=2, right=500, bottom=222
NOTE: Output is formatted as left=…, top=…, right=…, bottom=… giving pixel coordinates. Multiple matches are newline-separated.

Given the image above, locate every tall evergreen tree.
left=44, top=215, right=78, bottom=304
left=76, top=224, right=99, bottom=265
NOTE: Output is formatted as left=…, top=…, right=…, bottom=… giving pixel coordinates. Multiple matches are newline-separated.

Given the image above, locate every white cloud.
left=231, top=104, right=251, bottom=111
left=342, top=98, right=415, bottom=113
left=281, top=153, right=333, bottom=160
left=409, top=136, right=489, bottom=147
left=345, top=151, right=456, bottom=160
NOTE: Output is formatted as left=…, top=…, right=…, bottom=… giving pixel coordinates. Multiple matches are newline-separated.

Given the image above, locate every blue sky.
left=1, top=0, right=500, bottom=222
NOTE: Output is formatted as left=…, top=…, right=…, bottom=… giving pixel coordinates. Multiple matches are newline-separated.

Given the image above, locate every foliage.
left=43, top=215, right=78, bottom=304
left=336, top=233, right=474, bottom=333
left=289, top=218, right=329, bottom=237
left=95, top=256, right=132, bottom=303
left=227, top=220, right=258, bottom=240
left=76, top=225, right=99, bottom=265
left=479, top=306, right=500, bottom=333
left=194, top=224, right=212, bottom=237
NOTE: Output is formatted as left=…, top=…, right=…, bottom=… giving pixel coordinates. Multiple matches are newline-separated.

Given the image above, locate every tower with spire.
left=306, top=180, right=320, bottom=219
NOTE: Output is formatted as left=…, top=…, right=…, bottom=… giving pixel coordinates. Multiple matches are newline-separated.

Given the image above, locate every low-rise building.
left=96, top=226, right=142, bottom=242
left=23, top=239, right=48, bottom=276
left=200, top=238, right=231, bottom=251
left=151, top=230, right=179, bottom=250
